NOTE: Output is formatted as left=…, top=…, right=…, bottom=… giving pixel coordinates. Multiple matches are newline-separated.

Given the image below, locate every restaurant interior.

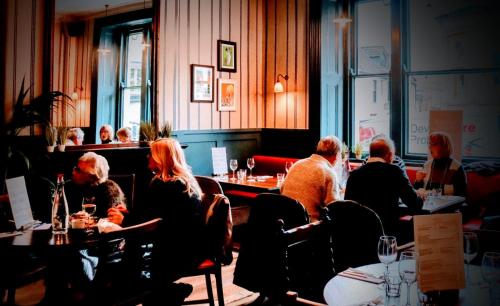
left=1, top=0, right=500, bottom=305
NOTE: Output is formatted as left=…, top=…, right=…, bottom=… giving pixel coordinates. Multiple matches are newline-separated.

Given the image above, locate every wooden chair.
left=108, top=174, right=136, bottom=210
left=87, top=218, right=162, bottom=306
left=181, top=176, right=232, bottom=306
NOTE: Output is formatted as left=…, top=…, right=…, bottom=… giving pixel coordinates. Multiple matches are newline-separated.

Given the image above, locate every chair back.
left=109, top=174, right=136, bottom=210
left=233, top=193, right=309, bottom=295
left=326, top=200, right=385, bottom=273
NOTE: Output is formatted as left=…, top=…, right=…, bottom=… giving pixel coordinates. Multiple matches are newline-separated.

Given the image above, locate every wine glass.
left=481, top=252, right=500, bottom=305
left=463, top=232, right=479, bottom=284
left=229, top=159, right=238, bottom=181
left=285, top=161, right=293, bottom=175
left=399, top=251, right=417, bottom=306
left=247, top=158, right=255, bottom=181
left=378, top=236, right=398, bottom=277
left=82, top=197, right=96, bottom=231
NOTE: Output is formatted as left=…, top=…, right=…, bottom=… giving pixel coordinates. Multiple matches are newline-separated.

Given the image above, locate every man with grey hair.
left=66, top=127, right=85, bottom=145
left=345, top=137, right=422, bottom=239
left=281, top=136, right=342, bottom=221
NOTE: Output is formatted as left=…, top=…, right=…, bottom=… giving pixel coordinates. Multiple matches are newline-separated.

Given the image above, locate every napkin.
left=338, top=268, right=384, bottom=284
left=256, top=175, right=273, bottom=181
left=97, top=218, right=122, bottom=233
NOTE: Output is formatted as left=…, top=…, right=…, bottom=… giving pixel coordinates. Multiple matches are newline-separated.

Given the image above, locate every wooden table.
left=0, top=227, right=100, bottom=250
left=323, top=263, right=490, bottom=306
left=213, top=175, right=280, bottom=193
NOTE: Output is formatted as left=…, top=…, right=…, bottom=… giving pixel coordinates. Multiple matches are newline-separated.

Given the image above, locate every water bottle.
left=52, top=174, right=69, bottom=234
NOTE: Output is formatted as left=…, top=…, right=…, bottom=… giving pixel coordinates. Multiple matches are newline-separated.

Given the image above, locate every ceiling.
left=55, top=0, right=146, bottom=14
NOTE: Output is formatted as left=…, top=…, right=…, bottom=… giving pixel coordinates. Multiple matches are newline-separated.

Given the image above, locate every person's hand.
left=416, top=188, right=428, bottom=200
left=107, top=207, right=125, bottom=225
left=415, top=170, right=426, bottom=182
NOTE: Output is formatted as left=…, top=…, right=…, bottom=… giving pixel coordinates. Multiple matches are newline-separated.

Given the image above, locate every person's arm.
left=451, top=165, right=467, bottom=197
left=399, top=170, right=423, bottom=214
left=324, top=171, right=338, bottom=205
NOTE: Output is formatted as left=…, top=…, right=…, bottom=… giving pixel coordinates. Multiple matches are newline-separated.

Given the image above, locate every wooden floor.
left=11, top=252, right=259, bottom=306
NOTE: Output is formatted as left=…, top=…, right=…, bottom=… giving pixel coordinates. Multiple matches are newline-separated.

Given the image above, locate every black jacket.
left=345, top=161, right=423, bottom=236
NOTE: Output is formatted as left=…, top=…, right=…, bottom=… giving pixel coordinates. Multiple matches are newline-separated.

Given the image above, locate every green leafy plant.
left=158, top=121, right=172, bottom=139
left=139, top=121, right=157, bottom=141
left=45, top=125, right=57, bottom=146
left=353, top=143, right=363, bottom=158
left=56, top=127, right=69, bottom=145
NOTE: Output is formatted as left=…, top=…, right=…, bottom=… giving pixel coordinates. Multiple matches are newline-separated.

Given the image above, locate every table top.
left=213, top=175, right=280, bottom=192
left=323, top=263, right=489, bottom=306
left=0, top=228, right=99, bottom=249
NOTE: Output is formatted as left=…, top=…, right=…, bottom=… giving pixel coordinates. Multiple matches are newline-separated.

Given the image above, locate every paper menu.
left=414, top=213, right=465, bottom=292
left=211, top=147, right=228, bottom=176
left=5, top=176, right=34, bottom=230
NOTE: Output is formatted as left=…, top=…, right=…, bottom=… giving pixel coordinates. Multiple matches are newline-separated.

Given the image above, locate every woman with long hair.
left=142, top=138, right=204, bottom=305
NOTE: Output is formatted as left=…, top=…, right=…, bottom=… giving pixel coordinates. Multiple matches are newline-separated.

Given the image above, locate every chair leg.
left=204, top=273, right=215, bottom=306
left=215, top=268, right=224, bottom=306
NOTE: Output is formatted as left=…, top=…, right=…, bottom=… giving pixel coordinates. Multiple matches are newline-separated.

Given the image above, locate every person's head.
left=72, top=152, right=110, bottom=186
left=116, top=127, right=132, bottom=143
left=149, top=138, right=201, bottom=198
left=316, top=136, right=342, bottom=166
left=428, top=131, right=453, bottom=159
left=100, top=124, right=114, bottom=144
left=67, top=128, right=84, bottom=145
left=369, top=137, right=395, bottom=163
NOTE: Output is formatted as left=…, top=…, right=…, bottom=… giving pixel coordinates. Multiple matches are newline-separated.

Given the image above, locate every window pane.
left=407, top=73, right=500, bottom=158
left=356, top=0, right=391, bottom=74
left=354, top=77, right=390, bottom=151
left=410, top=0, right=500, bottom=71
left=122, top=88, right=141, bottom=141
left=126, top=32, right=143, bottom=87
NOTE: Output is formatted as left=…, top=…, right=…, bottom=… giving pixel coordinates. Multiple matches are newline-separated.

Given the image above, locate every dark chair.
left=181, top=176, right=232, bottom=306
left=109, top=174, right=136, bottom=210
left=233, top=193, right=310, bottom=302
left=87, top=218, right=162, bottom=306
left=326, top=200, right=385, bottom=273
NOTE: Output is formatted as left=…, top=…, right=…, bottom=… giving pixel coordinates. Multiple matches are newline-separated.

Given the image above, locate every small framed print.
left=218, top=79, right=237, bottom=111
left=217, top=40, right=237, bottom=72
left=191, top=64, right=214, bottom=102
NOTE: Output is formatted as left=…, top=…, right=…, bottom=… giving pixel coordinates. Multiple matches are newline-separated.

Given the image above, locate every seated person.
left=281, top=136, right=342, bottom=221
left=362, top=134, right=408, bottom=178
left=66, top=127, right=84, bottom=146
left=99, top=124, right=114, bottom=144
left=345, top=137, right=423, bottom=238
left=414, top=131, right=467, bottom=197
left=139, top=138, right=205, bottom=305
left=116, top=127, right=132, bottom=143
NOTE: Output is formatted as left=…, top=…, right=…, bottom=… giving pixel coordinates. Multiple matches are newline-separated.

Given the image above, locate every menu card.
left=414, top=213, right=465, bottom=292
left=5, top=176, right=34, bottom=230
left=211, top=147, right=228, bottom=176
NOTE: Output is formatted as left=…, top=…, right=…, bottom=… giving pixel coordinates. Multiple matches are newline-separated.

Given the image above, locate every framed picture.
left=217, top=40, right=237, bottom=72
left=191, top=64, right=214, bottom=102
left=218, top=79, right=237, bottom=111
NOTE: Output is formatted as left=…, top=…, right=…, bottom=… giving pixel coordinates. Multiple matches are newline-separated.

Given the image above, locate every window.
left=348, top=0, right=500, bottom=160
left=352, top=0, right=391, bottom=151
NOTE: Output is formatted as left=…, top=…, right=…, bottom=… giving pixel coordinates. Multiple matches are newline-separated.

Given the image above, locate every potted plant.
left=56, top=127, right=69, bottom=152
left=353, top=143, right=363, bottom=160
left=45, top=125, right=57, bottom=152
left=341, top=142, right=349, bottom=163
left=139, top=121, right=157, bottom=146
left=158, top=121, right=172, bottom=139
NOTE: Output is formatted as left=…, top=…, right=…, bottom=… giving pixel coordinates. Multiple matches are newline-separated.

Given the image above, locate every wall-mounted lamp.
left=333, top=17, right=352, bottom=28
left=274, top=74, right=289, bottom=93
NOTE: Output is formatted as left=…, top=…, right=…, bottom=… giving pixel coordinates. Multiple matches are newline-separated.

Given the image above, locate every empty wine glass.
left=481, top=252, right=500, bottom=305
left=464, top=232, right=479, bottom=284
left=247, top=158, right=255, bottom=181
left=378, top=236, right=398, bottom=277
left=399, top=251, right=417, bottom=306
left=229, top=159, right=238, bottom=181
left=285, top=161, right=293, bottom=175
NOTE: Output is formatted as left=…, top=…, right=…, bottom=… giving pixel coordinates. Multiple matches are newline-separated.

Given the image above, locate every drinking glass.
left=237, top=169, right=247, bottom=182
left=378, top=236, right=398, bottom=277
left=82, top=197, right=96, bottom=232
left=247, top=158, right=255, bottom=181
left=399, top=251, right=417, bottom=306
left=277, top=173, right=285, bottom=186
left=481, top=252, right=500, bottom=305
left=229, top=159, right=238, bottom=181
left=463, top=232, right=479, bottom=284
left=285, top=161, right=294, bottom=174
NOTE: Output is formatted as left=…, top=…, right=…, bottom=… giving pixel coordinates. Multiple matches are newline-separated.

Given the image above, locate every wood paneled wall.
left=1, top=0, right=47, bottom=134
left=52, top=19, right=93, bottom=127
left=265, top=0, right=309, bottom=129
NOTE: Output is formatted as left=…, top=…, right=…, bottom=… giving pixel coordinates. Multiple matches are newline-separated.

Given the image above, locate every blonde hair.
left=116, top=127, right=132, bottom=140
left=100, top=124, right=114, bottom=135
left=316, top=135, right=342, bottom=157
left=78, top=152, right=110, bottom=184
left=67, top=128, right=84, bottom=144
left=150, top=138, right=202, bottom=199
left=429, top=131, right=453, bottom=158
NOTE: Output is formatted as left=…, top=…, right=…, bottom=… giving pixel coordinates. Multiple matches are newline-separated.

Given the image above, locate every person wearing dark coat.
left=345, top=137, right=423, bottom=240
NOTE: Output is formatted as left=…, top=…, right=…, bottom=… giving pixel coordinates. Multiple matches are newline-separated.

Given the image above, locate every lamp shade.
left=274, top=81, right=284, bottom=93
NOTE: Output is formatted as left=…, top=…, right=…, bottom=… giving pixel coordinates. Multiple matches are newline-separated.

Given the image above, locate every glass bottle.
left=52, top=174, right=69, bottom=234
